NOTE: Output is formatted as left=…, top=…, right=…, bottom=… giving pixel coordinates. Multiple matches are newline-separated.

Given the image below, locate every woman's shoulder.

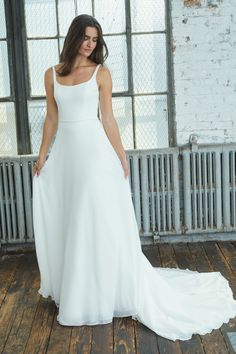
left=44, top=63, right=63, bottom=82
left=44, top=66, right=55, bottom=86
left=44, top=65, right=57, bottom=80
left=97, top=63, right=110, bottom=76
left=44, top=63, right=62, bottom=75
left=89, top=61, right=109, bottom=76
left=96, top=63, right=112, bottom=89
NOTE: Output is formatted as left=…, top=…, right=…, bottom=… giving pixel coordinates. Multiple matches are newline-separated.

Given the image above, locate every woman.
left=32, top=14, right=236, bottom=341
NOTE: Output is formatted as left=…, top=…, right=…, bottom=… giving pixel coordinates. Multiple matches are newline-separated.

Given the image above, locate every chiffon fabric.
left=32, top=63, right=236, bottom=341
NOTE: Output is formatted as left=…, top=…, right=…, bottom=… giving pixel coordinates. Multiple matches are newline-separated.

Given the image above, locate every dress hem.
left=57, top=313, right=139, bottom=327
left=143, top=309, right=236, bottom=342
left=38, top=288, right=139, bottom=327
left=38, top=285, right=236, bottom=341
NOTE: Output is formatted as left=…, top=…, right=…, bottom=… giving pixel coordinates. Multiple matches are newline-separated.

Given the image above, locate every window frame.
left=3, top=0, right=176, bottom=155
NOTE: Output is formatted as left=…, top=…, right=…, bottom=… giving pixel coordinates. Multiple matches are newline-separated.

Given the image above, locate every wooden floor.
left=1, top=241, right=236, bottom=354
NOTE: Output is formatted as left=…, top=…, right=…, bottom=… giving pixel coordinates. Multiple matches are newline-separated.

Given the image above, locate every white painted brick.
left=171, top=0, right=236, bottom=145
left=178, top=118, right=234, bottom=131
left=177, top=130, right=228, bottom=145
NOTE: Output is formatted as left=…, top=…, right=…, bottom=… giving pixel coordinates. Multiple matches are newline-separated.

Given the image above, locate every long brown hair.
left=57, top=14, right=108, bottom=76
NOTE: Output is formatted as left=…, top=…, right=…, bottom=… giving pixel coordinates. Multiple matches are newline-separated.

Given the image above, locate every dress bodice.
left=52, top=64, right=101, bottom=122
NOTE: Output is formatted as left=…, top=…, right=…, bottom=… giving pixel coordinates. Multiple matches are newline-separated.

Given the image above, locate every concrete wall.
left=170, top=0, right=236, bottom=145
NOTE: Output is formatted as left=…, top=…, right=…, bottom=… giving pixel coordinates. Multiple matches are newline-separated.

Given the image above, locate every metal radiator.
left=182, top=143, right=236, bottom=234
left=127, top=148, right=181, bottom=238
left=0, top=143, right=236, bottom=245
left=0, top=155, right=35, bottom=244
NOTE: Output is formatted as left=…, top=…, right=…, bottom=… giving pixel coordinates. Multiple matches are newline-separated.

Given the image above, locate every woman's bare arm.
left=33, top=67, right=58, bottom=176
left=97, top=65, right=129, bottom=178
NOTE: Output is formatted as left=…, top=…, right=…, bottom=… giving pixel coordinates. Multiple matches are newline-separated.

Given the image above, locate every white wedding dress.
left=32, top=63, right=236, bottom=341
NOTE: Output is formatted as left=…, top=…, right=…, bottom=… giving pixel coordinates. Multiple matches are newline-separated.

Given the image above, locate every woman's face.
left=79, top=26, right=99, bottom=57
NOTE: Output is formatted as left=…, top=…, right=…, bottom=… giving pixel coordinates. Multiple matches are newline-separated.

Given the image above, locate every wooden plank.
left=158, top=243, right=178, bottom=268
left=199, top=329, right=229, bottom=354
left=2, top=254, right=41, bottom=353
left=1, top=243, right=235, bottom=354
left=218, top=241, right=236, bottom=274
left=178, top=335, right=204, bottom=354
left=0, top=254, right=22, bottom=308
left=172, top=243, right=195, bottom=270
left=90, top=321, right=113, bottom=354
left=142, top=245, right=162, bottom=267
left=157, top=336, right=182, bottom=354
left=215, top=242, right=236, bottom=352
left=203, top=241, right=232, bottom=276
left=114, top=317, right=136, bottom=354
left=69, top=326, right=92, bottom=354
left=0, top=255, right=34, bottom=353
left=157, top=243, right=183, bottom=354
left=134, top=321, right=159, bottom=354
left=134, top=245, right=160, bottom=354
left=200, top=241, right=231, bottom=354
left=173, top=243, right=205, bottom=354
left=46, top=311, right=72, bottom=353
left=23, top=296, right=56, bottom=352
left=215, top=241, right=236, bottom=295
left=230, top=241, right=236, bottom=253
left=187, top=242, right=212, bottom=272
left=218, top=241, right=236, bottom=258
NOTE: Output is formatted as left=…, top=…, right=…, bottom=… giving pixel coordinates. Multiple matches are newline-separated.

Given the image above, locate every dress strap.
left=52, top=66, right=56, bottom=84
left=93, top=64, right=101, bottom=78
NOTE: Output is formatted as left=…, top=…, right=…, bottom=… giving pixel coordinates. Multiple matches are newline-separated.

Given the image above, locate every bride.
left=32, top=13, right=236, bottom=342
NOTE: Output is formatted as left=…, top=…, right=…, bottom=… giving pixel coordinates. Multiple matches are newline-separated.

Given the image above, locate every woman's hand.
left=33, top=156, right=46, bottom=177
left=120, top=155, right=129, bottom=179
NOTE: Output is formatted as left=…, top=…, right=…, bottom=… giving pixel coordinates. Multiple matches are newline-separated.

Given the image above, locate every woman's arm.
left=97, top=65, right=129, bottom=179
left=33, top=67, right=58, bottom=176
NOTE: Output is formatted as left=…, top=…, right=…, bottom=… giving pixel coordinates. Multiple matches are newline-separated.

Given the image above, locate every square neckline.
left=53, top=64, right=100, bottom=88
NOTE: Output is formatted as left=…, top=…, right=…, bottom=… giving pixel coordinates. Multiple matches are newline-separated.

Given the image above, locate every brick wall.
left=171, top=0, right=236, bottom=145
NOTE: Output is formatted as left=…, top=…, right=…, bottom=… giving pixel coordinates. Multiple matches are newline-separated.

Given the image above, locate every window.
left=1, top=0, right=173, bottom=155
left=0, top=0, right=17, bottom=156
